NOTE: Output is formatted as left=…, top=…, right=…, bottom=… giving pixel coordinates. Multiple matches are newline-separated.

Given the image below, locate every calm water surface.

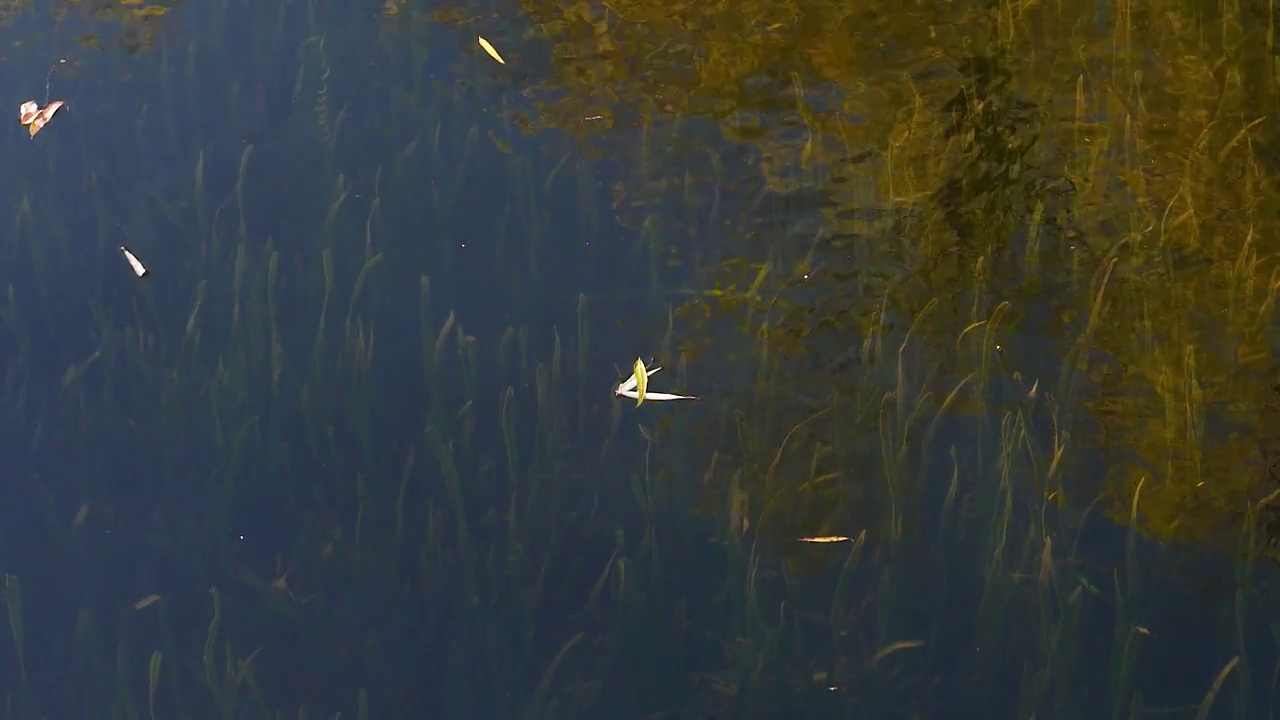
left=0, top=0, right=1277, bottom=717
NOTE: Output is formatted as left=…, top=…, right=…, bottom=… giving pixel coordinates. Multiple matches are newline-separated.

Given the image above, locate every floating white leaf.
left=120, top=246, right=149, bottom=278
left=618, top=390, right=696, bottom=401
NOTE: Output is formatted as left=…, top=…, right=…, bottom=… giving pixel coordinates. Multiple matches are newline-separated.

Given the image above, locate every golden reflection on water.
left=417, top=0, right=1280, bottom=557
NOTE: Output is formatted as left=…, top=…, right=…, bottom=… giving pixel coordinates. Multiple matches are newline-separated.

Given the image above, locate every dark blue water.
left=0, top=0, right=1277, bottom=718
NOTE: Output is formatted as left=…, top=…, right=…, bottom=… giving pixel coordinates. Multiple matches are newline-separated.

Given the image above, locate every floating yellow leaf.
left=477, top=36, right=505, bottom=64
left=615, top=360, right=696, bottom=404
left=616, top=362, right=660, bottom=395
left=798, top=536, right=851, bottom=543
left=632, top=357, right=647, bottom=406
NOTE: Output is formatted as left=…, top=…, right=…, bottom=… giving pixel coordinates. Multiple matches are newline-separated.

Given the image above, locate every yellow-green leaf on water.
left=633, top=357, right=647, bottom=406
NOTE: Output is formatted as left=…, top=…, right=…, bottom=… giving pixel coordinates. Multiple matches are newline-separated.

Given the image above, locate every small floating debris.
left=120, top=246, right=149, bottom=278
left=19, top=100, right=65, bottom=138
left=798, top=536, right=852, bottom=543
left=133, top=594, right=162, bottom=611
left=631, top=357, right=648, bottom=405
left=615, top=359, right=697, bottom=404
left=477, top=36, right=506, bottom=64
left=620, top=390, right=697, bottom=402
left=616, top=360, right=659, bottom=397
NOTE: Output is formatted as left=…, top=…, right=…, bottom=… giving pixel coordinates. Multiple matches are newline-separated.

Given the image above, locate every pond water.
left=0, top=0, right=1276, bottom=717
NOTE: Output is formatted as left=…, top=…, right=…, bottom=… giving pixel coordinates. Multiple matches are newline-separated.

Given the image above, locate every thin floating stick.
left=477, top=36, right=505, bottom=64
left=618, top=390, right=696, bottom=401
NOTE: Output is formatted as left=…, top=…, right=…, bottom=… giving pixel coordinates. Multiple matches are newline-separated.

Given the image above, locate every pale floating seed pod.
left=120, top=246, right=149, bottom=278
left=477, top=36, right=505, bottom=64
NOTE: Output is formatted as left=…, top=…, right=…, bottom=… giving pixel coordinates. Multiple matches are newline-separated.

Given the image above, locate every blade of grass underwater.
left=4, top=575, right=27, bottom=689
left=430, top=311, right=457, bottom=423
left=234, top=145, right=253, bottom=244
left=194, top=150, right=208, bottom=247
left=551, top=329, right=563, bottom=404
left=521, top=632, right=584, bottom=720
left=576, top=292, right=588, bottom=437
left=395, top=446, right=416, bottom=544
left=499, top=325, right=515, bottom=385
left=419, top=274, right=433, bottom=387
left=1193, top=656, right=1240, bottom=720
left=113, top=639, right=137, bottom=720
left=203, top=587, right=222, bottom=709
left=535, top=362, right=555, bottom=457
left=426, top=424, right=476, bottom=604
left=501, top=386, right=520, bottom=544
left=344, top=253, right=384, bottom=334
left=148, top=650, right=161, bottom=720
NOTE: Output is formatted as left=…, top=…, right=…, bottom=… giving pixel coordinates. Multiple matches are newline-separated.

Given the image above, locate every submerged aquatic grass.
left=0, top=0, right=1278, bottom=716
